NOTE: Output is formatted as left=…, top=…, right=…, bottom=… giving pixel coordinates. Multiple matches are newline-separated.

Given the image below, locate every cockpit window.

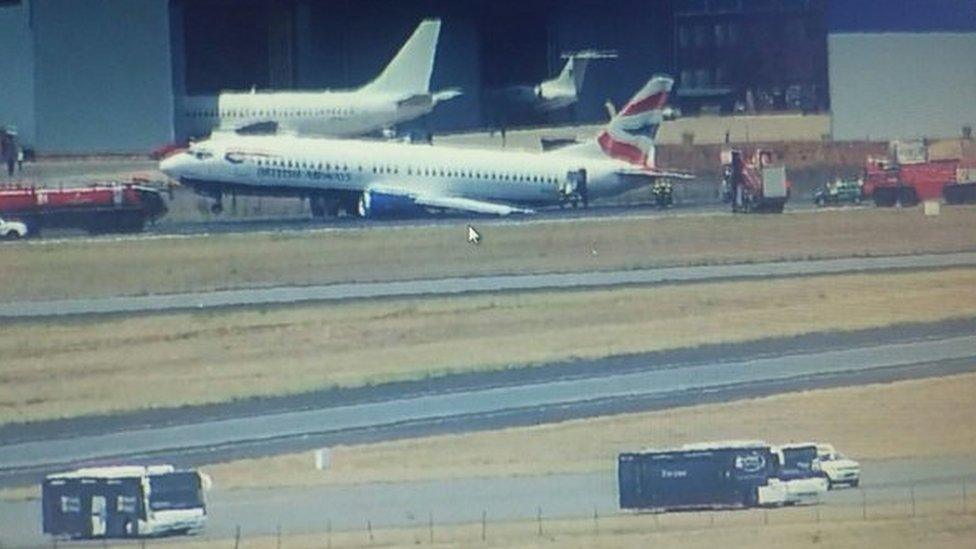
left=190, top=149, right=213, bottom=160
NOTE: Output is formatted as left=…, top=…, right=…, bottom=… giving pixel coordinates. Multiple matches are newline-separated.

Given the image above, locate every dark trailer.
left=618, top=441, right=777, bottom=511
left=42, top=465, right=208, bottom=539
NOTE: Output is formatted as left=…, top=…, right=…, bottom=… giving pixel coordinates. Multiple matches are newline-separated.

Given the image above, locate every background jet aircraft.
left=161, top=76, right=688, bottom=218
left=484, top=50, right=617, bottom=128
left=178, top=19, right=460, bottom=140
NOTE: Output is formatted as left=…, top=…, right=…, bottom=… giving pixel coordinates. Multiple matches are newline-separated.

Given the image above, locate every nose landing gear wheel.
left=210, top=202, right=223, bottom=214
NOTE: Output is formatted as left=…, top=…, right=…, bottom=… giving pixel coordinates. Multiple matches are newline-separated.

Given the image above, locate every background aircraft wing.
left=233, top=121, right=280, bottom=135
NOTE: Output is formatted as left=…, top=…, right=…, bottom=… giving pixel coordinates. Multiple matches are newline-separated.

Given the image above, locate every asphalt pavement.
left=2, top=333, right=974, bottom=479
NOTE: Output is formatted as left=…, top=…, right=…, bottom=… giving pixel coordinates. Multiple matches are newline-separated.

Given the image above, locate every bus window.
left=148, top=473, right=203, bottom=512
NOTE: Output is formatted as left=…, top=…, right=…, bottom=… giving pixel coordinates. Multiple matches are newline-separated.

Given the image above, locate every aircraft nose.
left=159, top=152, right=187, bottom=179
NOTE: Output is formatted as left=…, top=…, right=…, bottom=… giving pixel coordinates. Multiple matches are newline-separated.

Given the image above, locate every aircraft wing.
left=414, top=194, right=534, bottom=215
left=370, top=185, right=534, bottom=216
left=615, top=166, right=695, bottom=180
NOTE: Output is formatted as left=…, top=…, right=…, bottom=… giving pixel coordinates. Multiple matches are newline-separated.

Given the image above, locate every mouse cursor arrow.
left=467, top=225, right=481, bottom=244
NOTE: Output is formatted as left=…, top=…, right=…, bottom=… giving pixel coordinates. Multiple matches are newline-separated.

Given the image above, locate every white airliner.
left=178, top=19, right=460, bottom=139
left=485, top=50, right=616, bottom=126
left=533, top=50, right=618, bottom=112
left=160, top=76, right=688, bottom=217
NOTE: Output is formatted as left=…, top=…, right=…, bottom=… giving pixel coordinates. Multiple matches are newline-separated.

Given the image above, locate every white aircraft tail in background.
left=536, top=50, right=618, bottom=111
left=178, top=19, right=460, bottom=140
left=360, top=19, right=441, bottom=96
left=483, top=49, right=616, bottom=127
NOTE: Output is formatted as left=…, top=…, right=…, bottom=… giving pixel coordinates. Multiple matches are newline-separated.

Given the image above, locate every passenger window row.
left=252, top=157, right=559, bottom=184
left=186, top=108, right=354, bottom=119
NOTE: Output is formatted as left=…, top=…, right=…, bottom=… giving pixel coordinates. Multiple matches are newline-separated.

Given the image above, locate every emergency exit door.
left=90, top=495, right=107, bottom=537
left=564, top=169, right=588, bottom=207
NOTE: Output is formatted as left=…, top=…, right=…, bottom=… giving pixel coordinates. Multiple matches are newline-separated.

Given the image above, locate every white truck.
left=814, top=443, right=861, bottom=488
left=0, top=216, right=27, bottom=239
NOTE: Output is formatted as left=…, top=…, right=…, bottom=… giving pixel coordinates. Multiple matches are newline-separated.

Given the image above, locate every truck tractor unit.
left=0, top=182, right=167, bottom=236
left=812, top=443, right=861, bottom=488
left=720, top=148, right=790, bottom=213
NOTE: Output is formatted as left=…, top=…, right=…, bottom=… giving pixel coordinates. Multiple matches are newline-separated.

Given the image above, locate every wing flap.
left=413, top=194, right=534, bottom=215
left=368, top=184, right=533, bottom=216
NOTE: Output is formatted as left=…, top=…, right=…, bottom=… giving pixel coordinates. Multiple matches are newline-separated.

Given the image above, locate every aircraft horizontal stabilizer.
left=432, top=88, right=463, bottom=104
left=397, top=94, right=434, bottom=109
left=559, top=49, right=619, bottom=60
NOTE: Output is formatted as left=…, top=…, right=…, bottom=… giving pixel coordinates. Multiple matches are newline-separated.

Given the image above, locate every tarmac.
left=0, top=455, right=973, bottom=547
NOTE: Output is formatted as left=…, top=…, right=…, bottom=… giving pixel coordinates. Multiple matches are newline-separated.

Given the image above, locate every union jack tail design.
left=597, top=76, right=673, bottom=166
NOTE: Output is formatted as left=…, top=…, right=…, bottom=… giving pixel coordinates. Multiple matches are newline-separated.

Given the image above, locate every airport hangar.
left=0, top=0, right=972, bottom=155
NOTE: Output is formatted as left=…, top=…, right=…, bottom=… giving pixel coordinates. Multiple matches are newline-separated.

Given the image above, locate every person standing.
left=1, top=128, right=17, bottom=177
left=0, top=130, right=7, bottom=175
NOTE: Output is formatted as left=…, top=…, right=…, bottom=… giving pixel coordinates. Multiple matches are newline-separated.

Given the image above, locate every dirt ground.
left=2, top=206, right=975, bottom=302
left=206, top=371, right=976, bottom=490
left=2, top=269, right=975, bottom=424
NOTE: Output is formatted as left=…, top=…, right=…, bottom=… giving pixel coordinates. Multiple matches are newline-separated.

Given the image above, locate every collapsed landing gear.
left=310, top=196, right=342, bottom=218
left=208, top=191, right=224, bottom=215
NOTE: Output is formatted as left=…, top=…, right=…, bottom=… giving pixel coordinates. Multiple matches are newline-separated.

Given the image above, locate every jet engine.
left=357, top=191, right=428, bottom=218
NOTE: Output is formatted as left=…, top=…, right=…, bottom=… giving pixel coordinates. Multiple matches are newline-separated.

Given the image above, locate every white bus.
left=42, top=465, right=210, bottom=539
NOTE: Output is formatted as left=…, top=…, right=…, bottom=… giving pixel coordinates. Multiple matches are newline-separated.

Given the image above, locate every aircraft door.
left=90, top=495, right=107, bottom=537
left=563, top=169, right=588, bottom=207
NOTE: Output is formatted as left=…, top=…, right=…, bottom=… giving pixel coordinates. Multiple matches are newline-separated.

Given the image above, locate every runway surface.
left=10, top=198, right=728, bottom=244
left=2, top=251, right=974, bottom=319
left=2, top=331, right=974, bottom=479
left=1, top=456, right=973, bottom=546
left=2, top=319, right=974, bottom=545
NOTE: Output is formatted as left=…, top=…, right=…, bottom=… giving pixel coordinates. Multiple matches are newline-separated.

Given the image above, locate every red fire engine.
left=0, top=183, right=168, bottom=236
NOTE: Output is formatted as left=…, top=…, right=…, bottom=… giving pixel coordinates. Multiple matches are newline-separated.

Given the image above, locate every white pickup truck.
left=814, top=443, right=861, bottom=488
left=0, top=216, right=28, bottom=240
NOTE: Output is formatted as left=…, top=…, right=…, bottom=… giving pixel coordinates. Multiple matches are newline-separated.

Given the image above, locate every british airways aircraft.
left=161, top=76, right=688, bottom=217
left=178, top=19, right=460, bottom=139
